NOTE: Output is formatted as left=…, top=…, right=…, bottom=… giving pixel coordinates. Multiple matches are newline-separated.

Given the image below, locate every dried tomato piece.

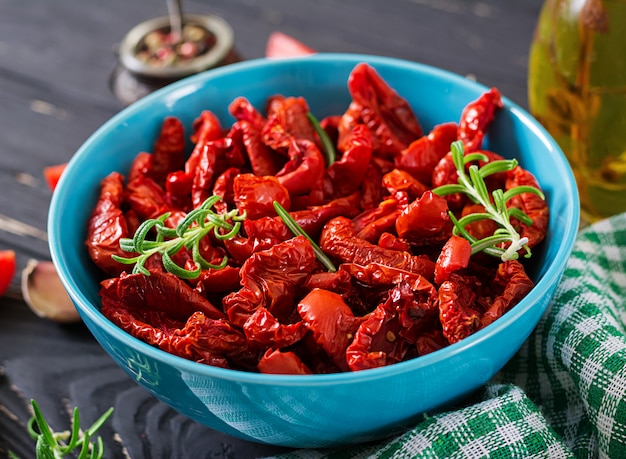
left=382, top=168, right=428, bottom=201
left=125, top=175, right=169, bottom=220
left=243, top=306, right=307, bottom=348
left=415, top=329, right=448, bottom=356
left=438, top=273, right=482, bottom=344
left=262, top=95, right=317, bottom=152
left=149, top=116, right=186, bottom=185
left=297, top=288, right=363, bottom=371
left=275, top=139, right=325, bottom=197
left=320, top=217, right=435, bottom=281
left=100, top=270, right=225, bottom=322
left=345, top=62, right=423, bottom=157
left=327, top=124, right=373, bottom=196
left=341, top=264, right=439, bottom=345
left=506, top=166, right=549, bottom=249
left=185, top=110, right=224, bottom=175
left=352, top=196, right=403, bottom=244
left=395, top=190, right=452, bottom=244
left=395, top=122, right=458, bottom=185
left=458, top=88, right=503, bottom=152
left=164, top=170, right=193, bottom=211
left=434, top=235, right=472, bottom=285
left=229, top=96, right=266, bottom=128
left=345, top=303, right=391, bottom=371
left=223, top=235, right=317, bottom=327
left=191, top=137, right=238, bottom=208
left=431, top=151, right=466, bottom=210
left=258, top=349, right=313, bottom=375
left=196, top=266, right=241, bottom=294
left=230, top=120, right=282, bottom=177
left=481, top=260, right=534, bottom=328
left=233, top=173, right=291, bottom=220
left=85, top=172, right=131, bottom=276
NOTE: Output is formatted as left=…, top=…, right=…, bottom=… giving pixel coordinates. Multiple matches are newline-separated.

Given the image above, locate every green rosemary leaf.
left=35, top=437, right=55, bottom=459
left=509, top=207, right=534, bottom=226
left=60, top=407, right=81, bottom=452
left=477, top=158, right=518, bottom=178
left=307, top=112, right=337, bottom=166
left=18, top=400, right=113, bottom=459
left=273, top=201, right=337, bottom=272
left=462, top=152, right=489, bottom=164
left=133, top=218, right=160, bottom=253
left=502, top=185, right=545, bottom=202
left=119, top=238, right=136, bottom=252
left=433, top=140, right=546, bottom=261
left=31, top=400, right=56, bottom=447
left=76, top=431, right=91, bottom=459
left=214, top=221, right=241, bottom=240
left=156, top=226, right=178, bottom=239
left=114, top=196, right=245, bottom=279
left=431, top=184, right=466, bottom=196
left=162, top=250, right=200, bottom=279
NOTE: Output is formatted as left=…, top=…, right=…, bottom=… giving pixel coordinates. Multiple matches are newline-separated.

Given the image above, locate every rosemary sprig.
left=112, top=196, right=246, bottom=279
left=307, top=112, right=336, bottom=166
left=432, top=140, right=545, bottom=261
left=273, top=201, right=337, bottom=272
left=9, top=400, right=113, bottom=459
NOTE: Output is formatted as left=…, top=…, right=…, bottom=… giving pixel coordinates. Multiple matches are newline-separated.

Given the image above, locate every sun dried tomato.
left=395, top=122, right=458, bottom=185
left=223, top=235, right=317, bottom=327
left=327, top=124, right=373, bottom=197
left=243, top=306, right=307, bottom=348
left=434, top=235, right=472, bottom=285
left=320, top=217, right=436, bottom=281
left=257, top=349, right=313, bottom=375
left=438, top=273, right=483, bottom=344
left=481, top=260, right=534, bottom=328
left=85, top=172, right=131, bottom=276
left=395, top=190, right=452, bottom=244
left=233, top=173, right=291, bottom=220
left=297, top=288, right=363, bottom=371
left=345, top=62, right=423, bottom=157
left=149, top=116, right=186, bottom=185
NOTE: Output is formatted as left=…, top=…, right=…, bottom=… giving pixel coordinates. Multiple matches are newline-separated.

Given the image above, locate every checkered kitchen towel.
left=270, top=213, right=626, bottom=459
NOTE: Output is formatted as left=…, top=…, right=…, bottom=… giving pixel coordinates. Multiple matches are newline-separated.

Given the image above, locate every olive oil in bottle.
left=528, top=0, right=626, bottom=221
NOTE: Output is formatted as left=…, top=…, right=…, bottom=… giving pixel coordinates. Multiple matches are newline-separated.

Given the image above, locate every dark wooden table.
left=0, top=1, right=544, bottom=457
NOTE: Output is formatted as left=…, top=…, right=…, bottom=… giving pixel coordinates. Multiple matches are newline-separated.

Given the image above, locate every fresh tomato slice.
left=265, top=31, right=315, bottom=58
left=43, top=162, right=67, bottom=191
left=435, top=235, right=472, bottom=285
left=0, top=250, right=16, bottom=297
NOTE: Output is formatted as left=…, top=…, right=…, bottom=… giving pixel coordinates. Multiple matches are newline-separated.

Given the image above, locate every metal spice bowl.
left=110, top=14, right=240, bottom=105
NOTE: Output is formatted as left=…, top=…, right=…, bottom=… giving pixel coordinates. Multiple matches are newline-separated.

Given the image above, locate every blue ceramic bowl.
left=48, top=54, right=579, bottom=448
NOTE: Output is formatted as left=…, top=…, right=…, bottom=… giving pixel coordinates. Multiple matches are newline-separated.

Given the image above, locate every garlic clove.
left=21, top=259, right=80, bottom=323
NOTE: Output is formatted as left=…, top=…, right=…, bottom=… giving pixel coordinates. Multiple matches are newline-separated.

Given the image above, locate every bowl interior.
left=47, top=53, right=579, bottom=445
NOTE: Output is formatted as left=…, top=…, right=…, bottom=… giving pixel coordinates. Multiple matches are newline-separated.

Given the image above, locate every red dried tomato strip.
left=223, top=235, right=318, bottom=327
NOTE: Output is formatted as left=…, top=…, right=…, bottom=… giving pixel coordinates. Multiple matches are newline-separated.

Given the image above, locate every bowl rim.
left=48, top=53, right=580, bottom=385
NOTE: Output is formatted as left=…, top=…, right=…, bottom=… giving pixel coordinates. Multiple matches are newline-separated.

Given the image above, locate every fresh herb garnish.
left=9, top=399, right=113, bottom=459
left=273, top=201, right=337, bottom=272
left=432, top=140, right=545, bottom=261
left=307, top=112, right=336, bottom=166
left=113, top=196, right=246, bottom=279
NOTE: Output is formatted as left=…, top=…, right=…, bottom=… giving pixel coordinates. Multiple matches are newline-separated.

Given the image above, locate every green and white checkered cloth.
left=269, top=213, right=626, bottom=459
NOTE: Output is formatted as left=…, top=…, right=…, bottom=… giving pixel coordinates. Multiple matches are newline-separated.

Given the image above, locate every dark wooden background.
left=0, top=0, right=544, bottom=457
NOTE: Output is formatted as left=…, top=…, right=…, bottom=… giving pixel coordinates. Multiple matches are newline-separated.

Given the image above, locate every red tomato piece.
left=434, top=235, right=472, bottom=285
left=0, top=250, right=16, bottom=297
left=258, top=349, right=313, bottom=375
left=43, top=163, right=67, bottom=191
left=265, top=31, right=315, bottom=58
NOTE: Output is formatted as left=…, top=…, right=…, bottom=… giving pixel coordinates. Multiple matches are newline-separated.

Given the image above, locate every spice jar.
left=110, top=14, right=240, bottom=106
left=528, top=0, right=626, bottom=222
